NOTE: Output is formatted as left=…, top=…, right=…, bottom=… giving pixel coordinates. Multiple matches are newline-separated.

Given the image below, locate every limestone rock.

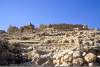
left=84, top=53, right=96, bottom=63
left=27, top=46, right=33, bottom=52
left=31, top=53, right=40, bottom=64
left=63, top=54, right=73, bottom=62
left=68, top=50, right=73, bottom=55
left=82, top=52, right=87, bottom=56
left=60, top=62, right=72, bottom=66
left=53, top=59, right=59, bottom=65
left=72, top=58, right=84, bottom=66
left=97, top=55, right=100, bottom=59
left=73, top=51, right=81, bottom=58
left=88, top=62, right=94, bottom=66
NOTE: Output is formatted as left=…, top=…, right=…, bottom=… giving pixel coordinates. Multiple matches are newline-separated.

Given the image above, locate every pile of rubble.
left=24, top=30, right=100, bottom=66
left=52, top=48, right=100, bottom=66
left=1, top=29, right=100, bottom=66
left=23, top=44, right=100, bottom=66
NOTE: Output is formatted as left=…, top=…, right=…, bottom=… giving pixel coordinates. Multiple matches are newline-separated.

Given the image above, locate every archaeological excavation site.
left=0, top=23, right=100, bottom=66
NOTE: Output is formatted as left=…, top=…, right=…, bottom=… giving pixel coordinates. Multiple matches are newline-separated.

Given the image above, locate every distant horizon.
left=0, top=21, right=99, bottom=31
left=0, top=22, right=98, bottom=31
left=0, top=0, right=100, bottom=30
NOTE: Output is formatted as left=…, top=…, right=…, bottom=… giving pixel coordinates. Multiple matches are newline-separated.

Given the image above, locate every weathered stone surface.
left=63, top=54, right=73, bottom=62
left=82, top=52, right=87, bottom=56
left=88, top=62, right=94, bottom=66
left=60, top=62, right=72, bottom=66
left=73, top=51, right=81, bottom=58
left=1, top=26, right=100, bottom=66
left=72, top=58, right=84, bottom=66
left=84, top=53, right=96, bottom=63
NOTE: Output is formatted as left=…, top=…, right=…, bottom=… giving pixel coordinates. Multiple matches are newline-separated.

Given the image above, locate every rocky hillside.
left=0, top=24, right=100, bottom=66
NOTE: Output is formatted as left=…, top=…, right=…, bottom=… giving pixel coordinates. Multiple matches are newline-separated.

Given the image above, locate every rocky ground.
left=0, top=29, right=100, bottom=66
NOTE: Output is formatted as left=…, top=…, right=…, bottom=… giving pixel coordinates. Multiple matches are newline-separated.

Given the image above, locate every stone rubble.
left=1, top=29, right=100, bottom=66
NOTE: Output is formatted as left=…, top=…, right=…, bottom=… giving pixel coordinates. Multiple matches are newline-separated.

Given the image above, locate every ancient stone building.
left=46, top=24, right=88, bottom=31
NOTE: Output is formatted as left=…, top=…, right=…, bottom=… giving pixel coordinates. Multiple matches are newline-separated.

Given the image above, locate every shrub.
left=7, top=25, right=19, bottom=34
left=21, top=36, right=31, bottom=40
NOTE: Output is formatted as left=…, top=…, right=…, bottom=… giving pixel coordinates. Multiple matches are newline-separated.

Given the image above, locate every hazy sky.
left=0, top=0, right=100, bottom=30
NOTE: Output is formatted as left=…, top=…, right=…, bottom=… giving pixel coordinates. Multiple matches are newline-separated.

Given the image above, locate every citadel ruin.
left=0, top=23, right=100, bottom=66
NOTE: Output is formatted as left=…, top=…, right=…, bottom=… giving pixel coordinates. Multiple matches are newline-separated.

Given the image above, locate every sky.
left=0, top=0, right=100, bottom=30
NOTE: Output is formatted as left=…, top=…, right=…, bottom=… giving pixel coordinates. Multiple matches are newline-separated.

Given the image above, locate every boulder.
left=60, top=62, right=72, bottom=66
left=31, top=53, right=40, bottom=64
left=84, top=53, right=96, bottom=63
left=53, top=59, right=60, bottom=66
left=72, top=58, right=84, bottom=66
left=63, top=54, right=73, bottom=62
